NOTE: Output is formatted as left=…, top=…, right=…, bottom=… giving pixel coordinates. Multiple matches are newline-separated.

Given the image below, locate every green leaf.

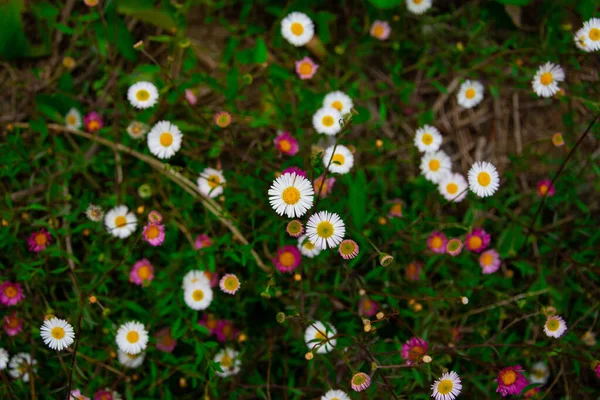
left=254, top=38, right=268, bottom=63
left=495, top=0, right=532, bottom=5
left=349, top=170, right=368, bottom=230
left=0, top=1, right=32, bottom=59
left=117, top=5, right=177, bottom=30
left=367, top=0, right=403, bottom=9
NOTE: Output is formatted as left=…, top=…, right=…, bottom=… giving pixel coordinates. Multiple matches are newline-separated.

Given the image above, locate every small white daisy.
left=147, top=120, right=183, bottom=159
left=582, top=18, right=600, bottom=51
left=214, top=347, right=241, bottom=377
left=321, top=389, right=351, bottom=400
left=323, top=144, right=354, bottom=174
left=197, top=168, right=226, bottom=198
left=431, top=371, right=462, bottom=400
left=438, top=173, right=468, bottom=202
left=40, top=318, right=75, bottom=351
left=420, top=151, right=451, bottom=183
left=8, top=353, right=37, bottom=382
left=298, top=234, right=321, bottom=258
left=127, top=121, right=149, bottom=139
left=306, top=211, right=345, bottom=250
left=323, top=91, right=354, bottom=115
left=184, top=280, right=213, bottom=310
left=304, top=321, right=336, bottom=354
left=127, top=81, right=159, bottom=109
left=268, top=172, right=314, bottom=218
left=104, top=205, right=137, bottom=239
left=65, top=108, right=82, bottom=129
left=117, top=350, right=145, bottom=369
left=467, top=161, right=500, bottom=198
left=281, top=12, right=314, bottom=47
left=0, top=348, right=8, bottom=370
left=182, top=270, right=211, bottom=290
left=115, top=321, right=149, bottom=355
left=414, top=125, right=442, bottom=153
left=457, top=80, right=484, bottom=109
left=406, top=0, right=432, bottom=15
left=530, top=361, right=550, bottom=384
left=532, top=62, right=565, bottom=98
left=544, top=315, right=567, bottom=338
left=313, top=107, right=343, bottom=136
left=574, top=27, right=591, bottom=52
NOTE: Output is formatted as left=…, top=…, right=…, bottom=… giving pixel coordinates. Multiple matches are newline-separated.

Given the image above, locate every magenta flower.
left=274, top=132, right=299, bottom=156
left=295, top=57, right=319, bottom=80
left=94, top=389, right=120, bottom=400
left=69, top=389, right=90, bottom=400
left=446, top=238, right=463, bottom=256
left=405, top=261, right=422, bottom=281
left=359, top=297, right=378, bottom=317
left=465, top=228, right=491, bottom=253
left=28, top=228, right=51, bottom=252
left=401, top=337, right=429, bottom=365
left=479, top=249, right=501, bottom=274
left=4, top=312, right=23, bottom=336
left=148, top=210, right=163, bottom=224
left=142, top=223, right=165, bottom=246
left=198, top=314, right=219, bottom=335
left=215, top=320, right=239, bottom=343
left=537, top=179, right=555, bottom=197
left=496, top=365, right=528, bottom=397
left=185, top=89, right=198, bottom=106
left=84, top=111, right=103, bottom=133
left=388, top=199, right=403, bottom=218
left=273, top=245, right=301, bottom=273
left=370, top=20, right=391, bottom=40
left=129, top=259, right=154, bottom=286
left=427, top=231, right=447, bottom=254
left=282, top=166, right=307, bottom=178
left=350, top=372, right=371, bottom=392
left=0, top=281, right=25, bottom=306
left=194, top=234, right=212, bottom=250
left=155, top=327, right=177, bottom=353
left=595, top=363, right=600, bottom=379
left=313, top=175, right=335, bottom=198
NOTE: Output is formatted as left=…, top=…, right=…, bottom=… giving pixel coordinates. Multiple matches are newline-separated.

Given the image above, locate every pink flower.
left=465, top=228, right=491, bottom=253
left=194, top=234, right=212, bottom=250
left=451, top=326, right=463, bottom=342
left=523, top=387, right=541, bottom=398
left=204, top=271, right=219, bottom=288
left=273, top=245, right=301, bottom=273
left=215, top=320, right=239, bottom=343
left=4, top=312, right=23, bottom=336
left=537, top=179, right=555, bottom=197
left=370, top=20, right=391, bottom=40
left=215, top=111, right=231, bottom=128
left=338, top=239, right=359, bottom=260
left=595, top=363, right=600, bottom=379
left=401, top=337, right=429, bottom=365
left=359, top=297, right=378, bottom=317
left=198, top=314, right=219, bottom=335
left=84, top=112, right=103, bottom=133
left=69, top=389, right=90, bottom=400
left=313, top=175, right=335, bottom=198
left=282, top=167, right=306, bottom=178
left=427, top=231, right=447, bottom=254
left=350, top=372, right=371, bottom=392
left=388, top=199, right=403, bottom=218
left=219, top=273, right=241, bottom=295
left=295, top=57, right=319, bottom=80
left=142, top=223, right=165, bottom=246
left=446, top=238, right=463, bottom=256
left=129, top=259, right=154, bottom=286
left=148, top=210, right=163, bottom=224
left=286, top=220, right=304, bottom=237
left=0, top=282, right=25, bottom=306
left=274, top=132, right=299, bottom=156
left=185, top=89, right=197, bottom=105
left=94, top=389, right=120, bottom=400
left=405, top=261, right=422, bottom=281
left=496, top=365, right=528, bottom=397
left=155, top=327, right=177, bottom=353
left=28, top=228, right=51, bottom=252
left=479, top=249, right=501, bottom=274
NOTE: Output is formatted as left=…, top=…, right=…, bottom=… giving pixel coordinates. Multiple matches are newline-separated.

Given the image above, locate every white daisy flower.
left=147, top=120, right=183, bottom=159
left=420, top=151, right=451, bottom=183
left=40, top=318, right=75, bottom=351
left=0, top=348, right=8, bottom=370
left=323, top=91, right=354, bottom=115
left=104, top=205, right=137, bottom=239
left=467, top=161, right=500, bottom=198
left=321, top=389, right=350, bottom=400
left=544, top=315, right=567, bottom=338
left=127, top=81, right=159, bottom=109
left=197, top=168, right=226, bottom=198
left=574, top=27, right=591, bottom=52
left=438, top=173, right=468, bottom=202
left=457, top=80, right=484, bottom=109
left=214, top=347, right=241, bottom=378
left=407, top=0, right=432, bottom=15
left=127, top=121, right=149, bottom=139
left=268, top=172, right=314, bottom=218
left=431, top=371, right=462, bottom=400
left=298, top=234, right=321, bottom=258
left=184, top=280, right=213, bottom=310
left=65, top=108, right=82, bottom=129
left=582, top=18, right=600, bottom=51
left=306, top=211, right=345, bottom=250
left=414, top=125, right=442, bottom=153
left=313, top=107, right=343, bottom=136
left=323, top=144, right=354, bottom=174
left=532, top=62, right=565, bottom=98
left=530, top=361, right=550, bottom=384
left=281, top=12, right=314, bottom=47
left=117, top=350, right=145, bottom=369
left=8, top=353, right=37, bottom=382
left=115, top=321, right=148, bottom=355
left=304, top=321, right=336, bottom=354
left=182, top=270, right=211, bottom=290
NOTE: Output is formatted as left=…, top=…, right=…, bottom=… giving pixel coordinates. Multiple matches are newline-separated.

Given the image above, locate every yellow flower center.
left=480, top=253, right=493, bottom=266
left=421, top=133, right=433, bottom=145
left=430, top=236, right=443, bottom=249
left=145, top=225, right=159, bottom=239
left=408, top=345, right=425, bottom=361
left=540, top=72, right=553, bottom=86
left=67, top=115, right=76, bottom=125
left=160, top=132, right=173, bottom=147
left=477, top=171, right=491, bottom=186
left=500, top=370, right=517, bottom=386
left=224, top=276, right=239, bottom=291
left=282, top=186, right=301, bottom=205
left=533, top=369, right=546, bottom=379
left=391, top=203, right=402, bottom=215
left=114, top=215, right=127, bottom=228
left=465, top=88, right=476, bottom=99
left=322, top=115, right=334, bottom=127
left=126, top=331, right=139, bottom=343
left=332, top=153, right=345, bottom=165
left=291, top=22, right=304, bottom=36
left=316, top=221, right=334, bottom=238
left=303, top=240, right=316, bottom=250
left=137, top=265, right=151, bottom=280
left=539, top=184, right=548, bottom=195
left=446, top=183, right=458, bottom=194
left=429, top=159, right=440, bottom=171
left=279, top=139, right=292, bottom=152
left=7, top=315, right=19, bottom=328
left=331, top=101, right=343, bottom=111
left=207, top=175, right=220, bottom=189
left=220, top=354, right=233, bottom=368
left=373, top=24, right=385, bottom=38
left=314, top=331, right=326, bottom=340
left=192, top=289, right=204, bottom=302
left=468, top=236, right=482, bottom=249
left=589, top=28, right=600, bottom=41
left=546, top=318, right=559, bottom=331
left=352, top=374, right=367, bottom=385
left=414, top=0, right=423, bottom=4
left=279, top=251, right=296, bottom=267
left=340, top=241, right=356, bottom=255
left=136, top=89, right=150, bottom=101
left=437, top=379, right=454, bottom=395
left=51, top=326, right=65, bottom=339
left=299, top=62, right=313, bottom=76
left=35, top=233, right=47, bottom=246
left=88, top=120, right=100, bottom=131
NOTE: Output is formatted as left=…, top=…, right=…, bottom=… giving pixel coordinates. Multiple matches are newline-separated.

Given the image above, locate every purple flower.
left=465, top=228, right=491, bottom=253
left=0, top=282, right=25, bottom=306
left=142, top=223, right=165, bottom=246
left=129, top=259, right=154, bottom=286
left=401, top=337, right=428, bottom=365
left=84, top=112, right=103, bottom=133
left=155, top=327, right=177, bottom=353
left=281, top=166, right=306, bottom=178
left=496, top=365, right=528, bottom=397
left=273, top=245, right=301, bottom=273
left=28, top=228, right=51, bottom=252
